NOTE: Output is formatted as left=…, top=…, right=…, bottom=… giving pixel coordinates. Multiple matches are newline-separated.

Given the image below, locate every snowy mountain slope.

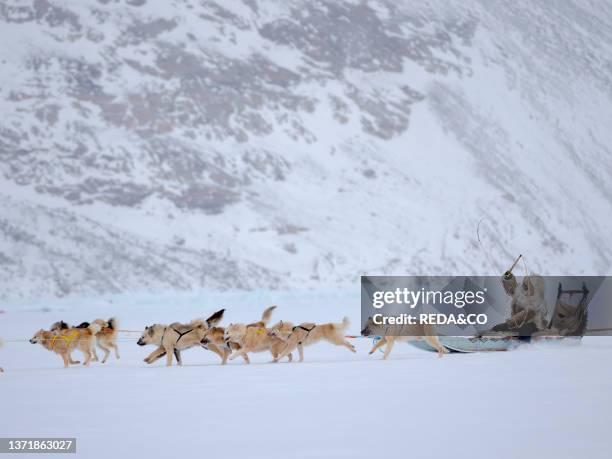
left=1, top=0, right=612, bottom=299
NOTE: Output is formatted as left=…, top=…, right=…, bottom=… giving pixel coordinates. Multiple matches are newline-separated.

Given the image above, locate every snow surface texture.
left=1, top=0, right=612, bottom=299
left=1, top=291, right=611, bottom=459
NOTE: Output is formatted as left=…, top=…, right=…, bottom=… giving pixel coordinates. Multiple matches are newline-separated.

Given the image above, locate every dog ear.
left=205, top=309, right=225, bottom=328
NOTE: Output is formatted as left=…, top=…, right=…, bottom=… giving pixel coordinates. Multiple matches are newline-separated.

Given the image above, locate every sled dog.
left=137, top=309, right=226, bottom=366
left=201, top=305, right=279, bottom=364
left=272, top=317, right=356, bottom=362
left=224, top=320, right=295, bottom=362
left=51, top=318, right=120, bottom=363
left=360, top=316, right=447, bottom=359
left=30, top=323, right=102, bottom=368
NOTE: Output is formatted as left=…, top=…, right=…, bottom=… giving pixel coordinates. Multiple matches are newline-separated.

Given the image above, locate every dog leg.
left=206, top=344, right=226, bottom=364
left=229, top=348, right=249, bottom=362
left=69, top=355, right=81, bottom=365
left=61, top=353, right=70, bottom=368
left=144, top=346, right=166, bottom=364
left=242, top=354, right=250, bottom=364
left=173, top=348, right=182, bottom=366
left=286, top=352, right=293, bottom=362
left=111, top=342, right=120, bottom=359
left=382, top=337, right=395, bottom=360
left=369, top=337, right=386, bottom=354
left=424, top=336, right=448, bottom=358
left=165, top=347, right=174, bottom=366
left=298, top=343, right=304, bottom=362
left=97, top=343, right=111, bottom=363
left=340, top=340, right=357, bottom=353
left=91, top=346, right=99, bottom=362
left=82, top=349, right=91, bottom=366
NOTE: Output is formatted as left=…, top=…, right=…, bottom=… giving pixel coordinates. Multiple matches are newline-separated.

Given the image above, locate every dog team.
left=136, top=306, right=357, bottom=366
left=6, top=306, right=445, bottom=370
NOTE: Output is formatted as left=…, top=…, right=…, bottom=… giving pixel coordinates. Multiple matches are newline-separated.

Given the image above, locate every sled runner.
left=439, top=335, right=518, bottom=353
left=405, top=335, right=518, bottom=353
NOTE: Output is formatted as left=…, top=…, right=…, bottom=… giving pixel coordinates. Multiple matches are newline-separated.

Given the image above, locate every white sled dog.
left=137, top=309, right=226, bottom=366
left=360, top=317, right=448, bottom=359
left=51, top=318, right=120, bottom=363
left=271, top=317, right=356, bottom=362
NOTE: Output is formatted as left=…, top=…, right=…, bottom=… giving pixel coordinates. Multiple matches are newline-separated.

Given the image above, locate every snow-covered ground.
left=1, top=291, right=611, bottom=458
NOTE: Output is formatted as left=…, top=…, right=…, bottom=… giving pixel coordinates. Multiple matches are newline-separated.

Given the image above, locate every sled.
left=439, top=335, right=519, bottom=353
left=405, top=339, right=453, bottom=353
left=406, top=335, right=519, bottom=353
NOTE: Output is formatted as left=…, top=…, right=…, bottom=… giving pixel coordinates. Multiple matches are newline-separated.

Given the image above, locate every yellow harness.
left=50, top=330, right=79, bottom=349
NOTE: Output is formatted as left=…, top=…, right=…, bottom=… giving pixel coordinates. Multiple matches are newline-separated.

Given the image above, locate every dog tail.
left=108, top=317, right=118, bottom=330
left=88, top=322, right=102, bottom=335
left=339, top=316, right=350, bottom=330
left=260, top=305, right=277, bottom=325
left=205, top=309, right=225, bottom=328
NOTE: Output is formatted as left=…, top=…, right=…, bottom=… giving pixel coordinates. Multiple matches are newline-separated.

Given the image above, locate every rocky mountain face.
left=1, top=0, right=611, bottom=299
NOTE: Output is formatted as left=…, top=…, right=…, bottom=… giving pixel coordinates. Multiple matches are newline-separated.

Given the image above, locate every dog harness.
left=222, top=336, right=233, bottom=351
left=50, top=330, right=79, bottom=349
left=171, top=328, right=194, bottom=345
left=292, top=325, right=316, bottom=345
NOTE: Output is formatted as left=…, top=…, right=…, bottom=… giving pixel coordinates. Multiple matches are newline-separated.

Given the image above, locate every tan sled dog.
left=225, top=320, right=295, bottom=362
left=360, top=317, right=448, bottom=358
left=30, top=323, right=101, bottom=367
left=137, top=309, right=226, bottom=366
left=51, top=318, right=120, bottom=363
left=199, top=326, right=247, bottom=364
left=200, top=305, right=279, bottom=364
left=90, top=318, right=120, bottom=363
left=273, top=317, right=356, bottom=362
